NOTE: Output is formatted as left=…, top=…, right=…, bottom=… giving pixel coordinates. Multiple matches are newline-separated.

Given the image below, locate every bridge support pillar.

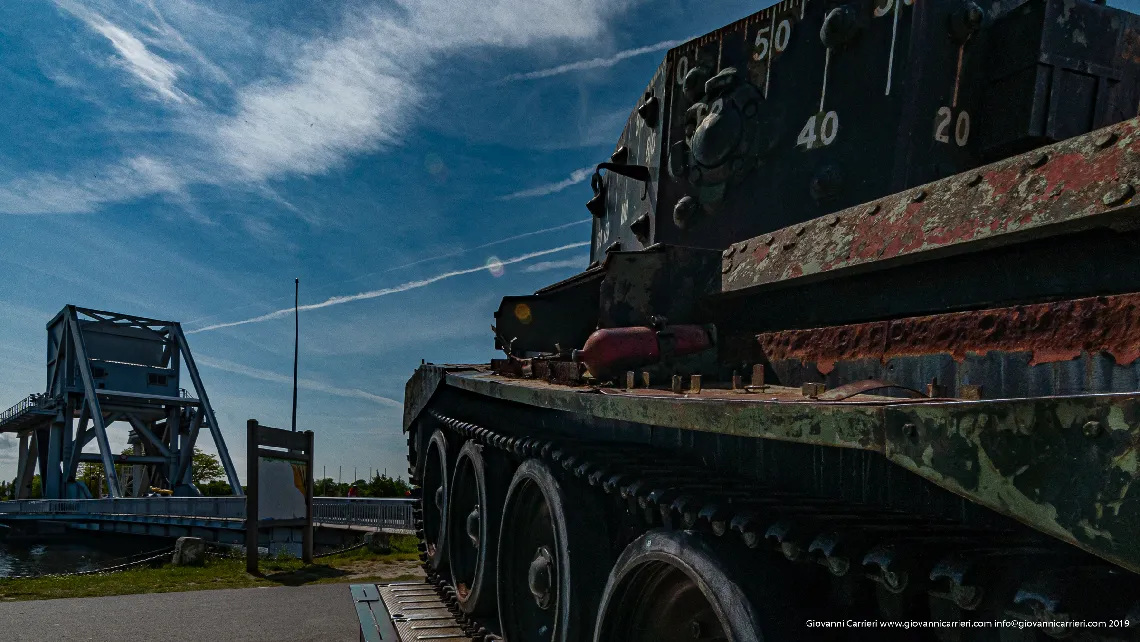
left=34, top=428, right=49, bottom=494
left=14, top=431, right=36, bottom=499
left=64, top=480, right=92, bottom=499
left=43, top=412, right=65, bottom=499
left=131, top=435, right=146, bottom=497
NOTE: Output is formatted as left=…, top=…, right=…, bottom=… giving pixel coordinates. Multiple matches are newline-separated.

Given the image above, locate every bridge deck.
left=0, top=394, right=56, bottom=433
left=0, top=497, right=416, bottom=543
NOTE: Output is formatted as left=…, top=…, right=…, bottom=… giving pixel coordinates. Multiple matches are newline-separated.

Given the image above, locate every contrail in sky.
left=189, top=241, right=590, bottom=333
left=197, top=355, right=402, bottom=407
left=380, top=219, right=590, bottom=272
left=184, top=219, right=590, bottom=326
left=499, top=167, right=595, bottom=200
left=523, top=257, right=588, bottom=273
left=499, top=38, right=689, bottom=83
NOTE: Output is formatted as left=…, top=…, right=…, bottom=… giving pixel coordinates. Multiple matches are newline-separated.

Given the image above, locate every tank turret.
left=590, top=0, right=1140, bottom=260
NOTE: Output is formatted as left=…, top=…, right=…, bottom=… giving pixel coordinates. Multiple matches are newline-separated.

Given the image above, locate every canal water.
left=0, top=534, right=172, bottom=578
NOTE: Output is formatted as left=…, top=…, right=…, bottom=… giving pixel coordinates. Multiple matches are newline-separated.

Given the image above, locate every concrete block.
left=364, top=531, right=391, bottom=554
left=171, top=536, right=206, bottom=566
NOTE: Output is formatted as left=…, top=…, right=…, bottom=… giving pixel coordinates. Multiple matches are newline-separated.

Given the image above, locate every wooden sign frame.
left=246, top=419, right=314, bottom=572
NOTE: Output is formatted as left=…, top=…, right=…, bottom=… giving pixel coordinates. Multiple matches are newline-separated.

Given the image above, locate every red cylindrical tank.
left=664, top=325, right=716, bottom=355
left=571, top=325, right=712, bottom=379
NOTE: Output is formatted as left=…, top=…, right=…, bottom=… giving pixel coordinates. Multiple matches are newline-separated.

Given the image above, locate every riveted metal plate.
left=883, top=395, right=1140, bottom=575
left=380, top=582, right=470, bottom=641
left=724, top=118, right=1140, bottom=294
left=354, top=582, right=471, bottom=642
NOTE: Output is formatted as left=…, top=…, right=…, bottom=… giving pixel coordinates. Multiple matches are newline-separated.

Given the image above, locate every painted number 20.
left=797, top=111, right=839, bottom=150
left=935, top=107, right=970, bottom=146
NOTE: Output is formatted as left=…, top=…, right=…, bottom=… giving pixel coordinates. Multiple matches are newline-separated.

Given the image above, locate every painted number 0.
left=934, top=106, right=970, bottom=146
left=797, top=111, right=839, bottom=150
left=676, top=56, right=689, bottom=85
left=754, top=19, right=793, bottom=61
left=874, top=0, right=914, bottom=17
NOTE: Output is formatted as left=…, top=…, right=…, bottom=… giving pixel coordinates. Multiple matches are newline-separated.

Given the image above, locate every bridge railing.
left=0, top=496, right=416, bottom=532
left=0, top=499, right=81, bottom=514
left=0, top=497, right=246, bottom=519
left=0, top=393, right=51, bottom=425
left=311, top=497, right=416, bottom=531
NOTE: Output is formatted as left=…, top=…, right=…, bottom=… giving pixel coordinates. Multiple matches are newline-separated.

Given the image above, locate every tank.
left=400, top=0, right=1140, bottom=639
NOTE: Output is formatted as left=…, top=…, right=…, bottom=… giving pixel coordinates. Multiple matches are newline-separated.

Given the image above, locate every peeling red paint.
left=1030, top=348, right=1083, bottom=366
left=756, top=292, right=1140, bottom=367
left=724, top=119, right=1140, bottom=295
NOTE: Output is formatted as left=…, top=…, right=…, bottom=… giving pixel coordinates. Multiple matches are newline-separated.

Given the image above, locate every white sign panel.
left=258, top=457, right=307, bottom=522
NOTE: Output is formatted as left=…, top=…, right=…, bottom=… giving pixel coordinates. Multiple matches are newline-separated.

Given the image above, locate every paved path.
left=0, top=583, right=361, bottom=641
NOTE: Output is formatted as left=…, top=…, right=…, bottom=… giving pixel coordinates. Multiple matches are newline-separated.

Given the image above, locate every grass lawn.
left=0, top=536, right=424, bottom=602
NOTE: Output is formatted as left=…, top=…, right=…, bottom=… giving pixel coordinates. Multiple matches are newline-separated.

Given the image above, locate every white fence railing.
left=0, top=497, right=415, bottom=532
left=311, top=497, right=415, bottom=531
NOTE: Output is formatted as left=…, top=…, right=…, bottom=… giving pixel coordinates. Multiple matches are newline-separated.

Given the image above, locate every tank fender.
left=403, top=364, right=476, bottom=433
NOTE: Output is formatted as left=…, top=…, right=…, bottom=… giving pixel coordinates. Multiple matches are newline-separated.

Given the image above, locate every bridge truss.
left=0, top=306, right=241, bottom=499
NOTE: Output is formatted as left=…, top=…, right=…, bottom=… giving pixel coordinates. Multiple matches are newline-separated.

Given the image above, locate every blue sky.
left=0, top=0, right=770, bottom=486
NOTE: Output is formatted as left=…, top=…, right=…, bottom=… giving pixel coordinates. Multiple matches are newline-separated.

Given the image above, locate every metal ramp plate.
left=352, top=582, right=470, bottom=642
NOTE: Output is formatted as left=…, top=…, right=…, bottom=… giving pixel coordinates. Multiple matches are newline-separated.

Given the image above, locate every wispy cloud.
left=209, top=18, right=418, bottom=181
left=499, top=38, right=687, bottom=83
left=210, top=0, right=639, bottom=182
left=189, top=241, right=590, bottom=333
left=522, top=257, right=588, bottom=273
left=197, top=355, right=402, bottom=407
left=141, top=0, right=235, bottom=87
left=55, top=1, right=190, bottom=104
left=4, top=0, right=639, bottom=215
left=0, top=155, right=196, bottom=215
left=500, top=166, right=595, bottom=200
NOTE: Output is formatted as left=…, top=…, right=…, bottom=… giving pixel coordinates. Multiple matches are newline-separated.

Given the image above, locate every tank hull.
left=395, top=0, right=1140, bottom=635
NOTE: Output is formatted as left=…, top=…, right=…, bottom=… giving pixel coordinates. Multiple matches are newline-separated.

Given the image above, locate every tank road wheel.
left=447, top=441, right=510, bottom=617
left=594, top=530, right=800, bottom=642
left=497, top=459, right=612, bottom=642
left=421, top=428, right=453, bottom=571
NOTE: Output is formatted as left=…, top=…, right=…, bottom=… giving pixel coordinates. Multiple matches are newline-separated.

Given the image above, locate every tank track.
left=409, top=409, right=1140, bottom=641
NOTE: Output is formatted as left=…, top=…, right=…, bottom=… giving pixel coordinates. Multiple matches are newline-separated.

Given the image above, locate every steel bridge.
left=0, top=497, right=414, bottom=546
left=0, top=306, right=243, bottom=500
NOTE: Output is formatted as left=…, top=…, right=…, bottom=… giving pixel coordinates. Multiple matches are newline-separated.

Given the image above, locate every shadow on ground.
left=260, top=564, right=349, bottom=586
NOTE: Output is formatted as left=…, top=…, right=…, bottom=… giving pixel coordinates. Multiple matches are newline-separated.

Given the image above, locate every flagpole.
left=291, top=278, right=299, bottom=432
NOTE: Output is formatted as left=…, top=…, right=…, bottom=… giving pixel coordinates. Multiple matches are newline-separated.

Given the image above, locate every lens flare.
left=483, top=255, right=506, bottom=277
left=486, top=256, right=505, bottom=277
left=425, top=153, right=448, bottom=181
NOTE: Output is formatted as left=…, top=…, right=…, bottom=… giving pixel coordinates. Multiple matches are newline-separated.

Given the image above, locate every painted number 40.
left=797, top=111, right=839, bottom=150
left=935, top=107, right=970, bottom=146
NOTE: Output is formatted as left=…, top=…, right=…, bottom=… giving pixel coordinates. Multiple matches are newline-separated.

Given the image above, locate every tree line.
left=314, top=473, right=411, bottom=498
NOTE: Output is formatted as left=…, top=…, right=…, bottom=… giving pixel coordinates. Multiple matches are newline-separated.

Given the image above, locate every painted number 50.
left=754, top=19, right=792, bottom=61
